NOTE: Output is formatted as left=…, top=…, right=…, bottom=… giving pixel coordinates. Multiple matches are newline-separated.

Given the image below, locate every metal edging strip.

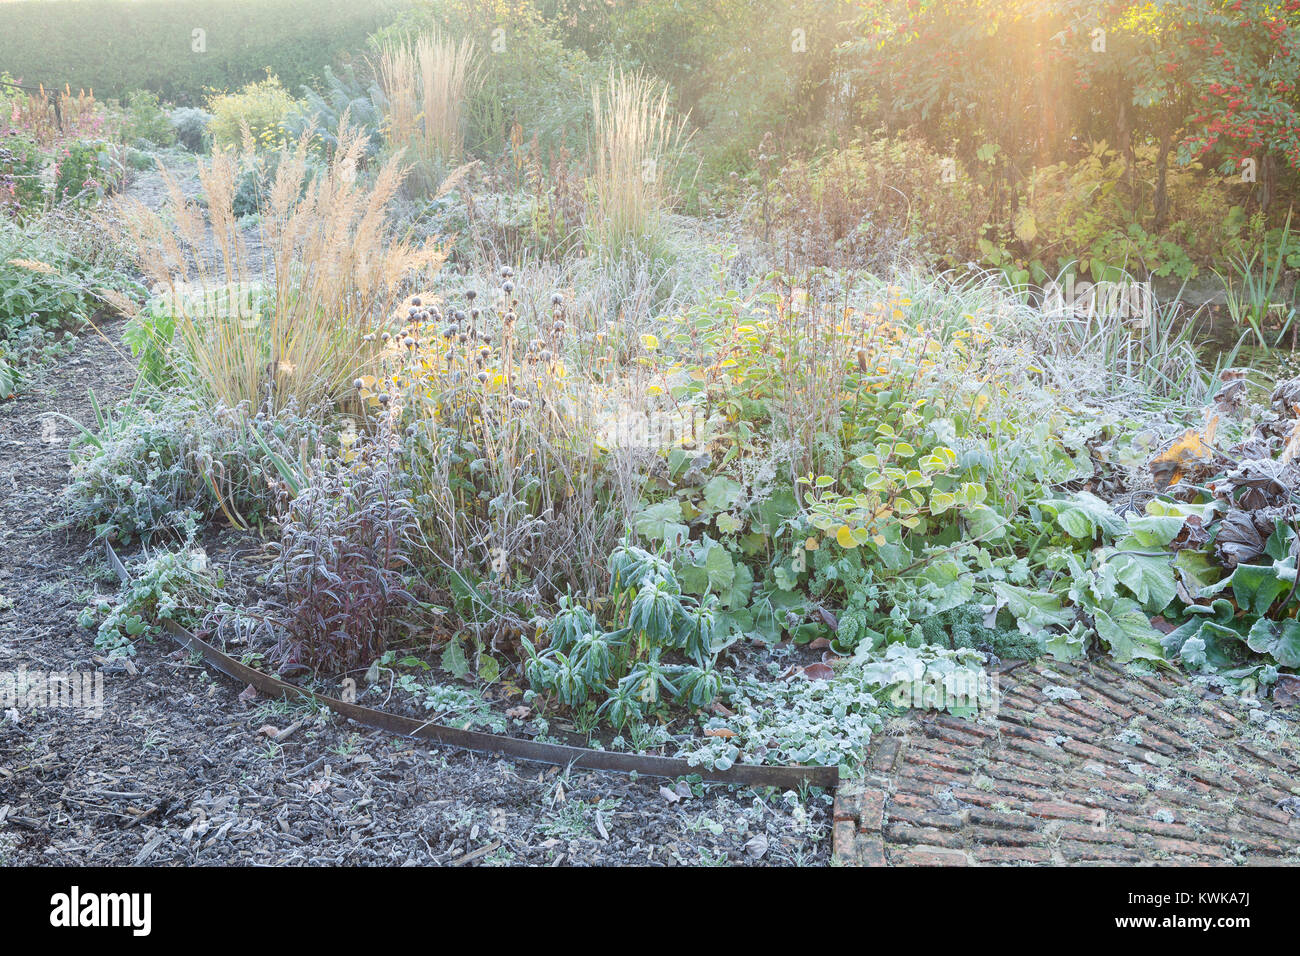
left=106, top=542, right=840, bottom=789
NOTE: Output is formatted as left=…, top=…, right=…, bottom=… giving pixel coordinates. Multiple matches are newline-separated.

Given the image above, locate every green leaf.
left=715, top=511, right=744, bottom=534
left=633, top=501, right=688, bottom=545
left=1049, top=492, right=1127, bottom=540
left=1045, top=623, right=1088, bottom=661
left=1123, top=515, right=1186, bottom=548
left=963, top=504, right=1005, bottom=540
left=1105, top=551, right=1176, bottom=612
left=1092, top=599, right=1165, bottom=664
left=1230, top=563, right=1293, bottom=617
left=990, top=582, right=1073, bottom=634
left=756, top=487, right=798, bottom=536
left=702, top=476, right=744, bottom=512
left=441, top=640, right=471, bottom=679
left=477, top=653, right=500, bottom=683
left=1174, top=549, right=1222, bottom=591
left=1246, top=618, right=1300, bottom=668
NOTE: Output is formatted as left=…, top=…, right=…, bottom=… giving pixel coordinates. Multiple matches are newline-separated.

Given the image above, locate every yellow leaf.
left=835, top=525, right=858, bottom=549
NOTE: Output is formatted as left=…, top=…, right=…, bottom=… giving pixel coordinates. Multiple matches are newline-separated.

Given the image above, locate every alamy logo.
left=1042, top=274, right=1153, bottom=322
left=49, top=886, right=151, bottom=936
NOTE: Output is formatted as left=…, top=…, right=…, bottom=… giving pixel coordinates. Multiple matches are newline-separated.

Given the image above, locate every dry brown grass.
left=376, top=31, right=477, bottom=193
left=112, top=121, right=453, bottom=413
left=587, top=69, right=691, bottom=258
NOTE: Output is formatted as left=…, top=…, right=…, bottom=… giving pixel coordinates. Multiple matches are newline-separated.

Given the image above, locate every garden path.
left=833, top=658, right=1300, bottom=866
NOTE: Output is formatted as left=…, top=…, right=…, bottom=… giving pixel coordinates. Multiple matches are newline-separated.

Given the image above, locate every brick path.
left=833, top=658, right=1300, bottom=866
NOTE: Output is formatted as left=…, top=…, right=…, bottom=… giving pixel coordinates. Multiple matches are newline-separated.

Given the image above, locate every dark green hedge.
left=0, top=0, right=408, bottom=103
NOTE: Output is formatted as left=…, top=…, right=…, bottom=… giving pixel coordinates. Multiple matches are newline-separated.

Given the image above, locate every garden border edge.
left=106, top=541, right=840, bottom=790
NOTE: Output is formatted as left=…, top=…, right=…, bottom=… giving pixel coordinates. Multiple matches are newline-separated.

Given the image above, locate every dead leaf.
left=801, top=662, right=835, bottom=680
left=505, top=705, right=531, bottom=720
left=1149, top=428, right=1217, bottom=490
left=703, top=727, right=737, bottom=739
left=238, top=684, right=259, bottom=702
left=1274, top=674, right=1300, bottom=708
left=659, top=785, right=680, bottom=804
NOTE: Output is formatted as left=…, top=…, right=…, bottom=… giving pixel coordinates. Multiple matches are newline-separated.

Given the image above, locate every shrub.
left=207, top=78, right=300, bottom=152
left=522, top=544, right=725, bottom=728
left=78, top=547, right=219, bottom=658
left=757, top=135, right=989, bottom=273
left=0, top=86, right=112, bottom=149
left=251, top=445, right=422, bottom=675
left=169, top=107, right=213, bottom=153
left=0, top=218, right=117, bottom=340
left=53, top=140, right=122, bottom=206
left=63, top=396, right=319, bottom=542
left=390, top=272, right=640, bottom=623
left=0, top=134, right=46, bottom=218
left=282, top=64, right=385, bottom=163
left=121, top=90, right=175, bottom=148
left=0, top=0, right=397, bottom=103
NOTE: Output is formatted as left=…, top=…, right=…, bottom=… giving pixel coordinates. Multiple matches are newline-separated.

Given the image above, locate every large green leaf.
left=677, top=543, right=736, bottom=596
left=633, top=501, right=688, bottom=545
left=990, top=582, right=1074, bottom=635
left=1092, top=599, right=1165, bottom=664
left=1246, top=618, right=1300, bottom=668
left=1230, top=563, right=1293, bottom=617
left=755, top=487, right=799, bottom=537
left=1105, top=550, right=1176, bottom=612
left=1048, top=492, right=1128, bottom=541
left=702, top=476, right=744, bottom=513
left=1123, top=514, right=1187, bottom=548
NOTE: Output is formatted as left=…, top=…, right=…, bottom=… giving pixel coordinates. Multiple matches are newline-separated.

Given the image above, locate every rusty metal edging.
left=106, top=542, right=840, bottom=789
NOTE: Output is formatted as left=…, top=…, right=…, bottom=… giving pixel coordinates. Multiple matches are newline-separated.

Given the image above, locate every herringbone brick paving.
left=833, top=658, right=1300, bottom=866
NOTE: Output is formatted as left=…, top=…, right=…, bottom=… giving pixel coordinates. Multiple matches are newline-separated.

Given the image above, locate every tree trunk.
left=1153, top=129, right=1173, bottom=233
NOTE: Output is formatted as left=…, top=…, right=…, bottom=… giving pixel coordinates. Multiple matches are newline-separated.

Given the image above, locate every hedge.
left=0, top=0, right=410, bottom=104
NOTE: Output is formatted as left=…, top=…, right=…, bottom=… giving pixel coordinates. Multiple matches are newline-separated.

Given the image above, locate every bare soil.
left=0, top=150, right=833, bottom=866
